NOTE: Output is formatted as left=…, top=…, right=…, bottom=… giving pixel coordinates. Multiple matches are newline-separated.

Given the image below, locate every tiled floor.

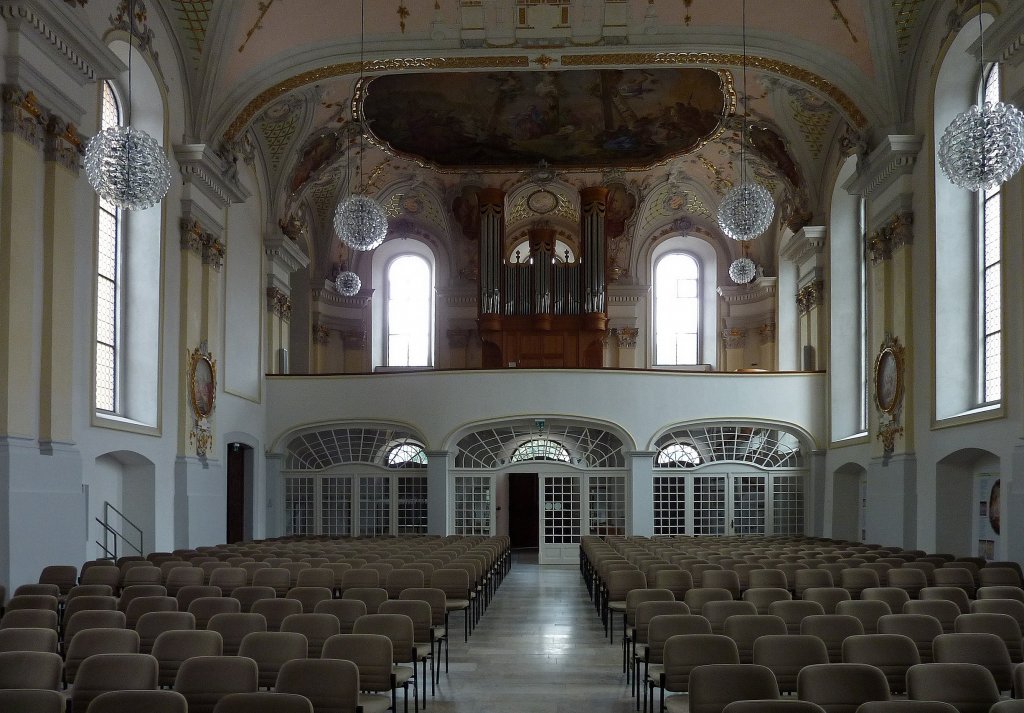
left=427, top=550, right=637, bottom=712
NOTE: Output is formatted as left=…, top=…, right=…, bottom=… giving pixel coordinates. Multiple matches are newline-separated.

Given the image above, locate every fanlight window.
left=510, top=439, right=571, bottom=463
left=656, top=443, right=702, bottom=467
left=654, top=424, right=804, bottom=468
left=456, top=422, right=625, bottom=469
left=286, top=427, right=427, bottom=470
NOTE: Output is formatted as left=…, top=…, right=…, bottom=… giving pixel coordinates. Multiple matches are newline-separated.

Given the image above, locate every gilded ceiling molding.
left=224, top=56, right=530, bottom=141
left=559, top=52, right=867, bottom=128
left=170, top=0, right=213, bottom=68
left=109, top=0, right=161, bottom=72
left=866, top=210, right=913, bottom=264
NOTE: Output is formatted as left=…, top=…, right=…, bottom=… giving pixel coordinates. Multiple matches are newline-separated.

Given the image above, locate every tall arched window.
left=386, top=254, right=432, bottom=367
left=654, top=252, right=701, bottom=365
left=980, top=63, right=1002, bottom=405
left=95, top=81, right=121, bottom=413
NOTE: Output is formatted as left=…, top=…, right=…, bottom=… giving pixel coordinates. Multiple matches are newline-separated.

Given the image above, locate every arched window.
left=95, top=81, right=121, bottom=413
left=510, top=438, right=571, bottom=463
left=654, top=252, right=701, bottom=365
left=386, top=254, right=432, bottom=367
left=980, top=63, right=1002, bottom=405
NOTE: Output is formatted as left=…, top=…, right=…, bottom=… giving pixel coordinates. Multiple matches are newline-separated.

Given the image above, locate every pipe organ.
left=477, top=187, right=609, bottom=368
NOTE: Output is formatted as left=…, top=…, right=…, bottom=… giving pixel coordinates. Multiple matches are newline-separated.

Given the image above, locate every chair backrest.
left=0, top=650, right=63, bottom=690
left=877, top=613, right=943, bottom=663
left=207, top=613, right=267, bottom=656
left=339, top=568, right=380, bottom=593
left=0, top=689, right=65, bottom=713
left=840, top=568, right=881, bottom=598
left=352, top=612, right=416, bottom=662
left=398, top=587, right=446, bottom=627
left=889, top=569, right=928, bottom=599
left=188, top=597, right=242, bottom=630
left=794, top=569, right=834, bottom=598
left=835, top=600, right=892, bottom=635
left=80, top=566, right=121, bottom=589
left=152, top=629, right=224, bottom=688
left=954, top=612, right=1022, bottom=663
left=250, top=597, right=302, bottom=632
left=0, top=626, right=58, bottom=653
left=320, top=633, right=394, bottom=691
left=85, top=689, right=188, bottom=713
left=854, top=702, right=958, bottom=713
left=802, top=587, right=852, bottom=615
left=724, top=614, right=788, bottom=663
left=341, top=587, right=389, bottom=614
left=65, top=610, right=127, bottom=642
left=979, top=567, right=1023, bottom=589
left=797, top=662, right=891, bottom=713
left=379, top=599, right=432, bottom=643
left=861, top=587, right=910, bottom=613
left=800, top=614, right=865, bottom=663
left=276, top=658, right=361, bottom=713
left=606, top=569, right=647, bottom=601
left=125, top=595, right=178, bottom=628
left=702, top=600, right=758, bottom=635
left=13, top=584, right=60, bottom=598
left=906, top=662, right=1000, bottom=713
left=430, top=569, right=470, bottom=600
left=933, top=568, right=976, bottom=597
left=208, top=568, right=247, bottom=595
left=384, top=568, right=426, bottom=599
left=250, top=568, right=291, bottom=596
left=164, top=567, right=205, bottom=596
left=315, top=598, right=367, bottom=634
left=136, top=611, right=196, bottom=655
left=970, top=598, right=1024, bottom=629
left=634, top=601, right=690, bottom=645
left=703, top=570, right=742, bottom=599
left=173, top=655, right=259, bottom=713
left=281, top=613, right=341, bottom=658
left=0, top=608, right=57, bottom=632
left=724, top=701, right=827, bottom=713
left=661, top=633, right=740, bottom=693
left=38, top=565, right=77, bottom=595
left=769, top=600, right=826, bottom=635
left=118, top=585, right=168, bottom=612
left=905, top=599, right=962, bottom=633
left=933, top=631, right=1014, bottom=691
left=72, top=652, right=158, bottom=713
left=65, top=628, right=141, bottom=683
left=296, top=568, right=335, bottom=590
left=684, top=587, right=735, bottom=616
left=842, top=633, right=921, bottom=694
left=238, top=631, right=309, bottom=689
left=748, top=569, right=789, bottom=590
left=743, top=587, right=792, bottom=615
left=285, top=587, right=333, bottom=613
left=752, top=634, right=828, bottom=694
left=212, top=691, right=314, bottom=713
left=920, top=587, right=971, bottom=615
left=653, top=569, right=694, bottom=600
left=688, top=663, right=780, bottom=713
left=64, top=595, right=118, bottom=623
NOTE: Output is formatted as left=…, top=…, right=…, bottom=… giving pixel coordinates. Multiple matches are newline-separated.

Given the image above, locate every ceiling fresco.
left=361, top=68, right=731, bottom=170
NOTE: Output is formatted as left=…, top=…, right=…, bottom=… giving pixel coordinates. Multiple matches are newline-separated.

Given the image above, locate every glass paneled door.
left=692, top=472, right=766, bottom=536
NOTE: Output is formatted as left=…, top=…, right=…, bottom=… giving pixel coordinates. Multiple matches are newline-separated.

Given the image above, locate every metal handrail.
left=100, top=501, right=144, bottom=558
left=94, top=519, right=121, bottom=559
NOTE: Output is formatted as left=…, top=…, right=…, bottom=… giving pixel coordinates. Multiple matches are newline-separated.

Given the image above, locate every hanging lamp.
left=333, top=0, right=388, bottom=252
left=335, top=264, right=362, bottom=296
left=717, top=0, right=775, bottom=241
left=938, top=1, right=1024, bottom=191
left=729, top=243, right=757, bottom=284
left=84, top=0, right=171, bottom=211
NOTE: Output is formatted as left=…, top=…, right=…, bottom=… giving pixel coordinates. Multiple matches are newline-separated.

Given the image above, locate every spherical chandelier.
left=84, top=0, right=171, bottom=211
left=939, top=100, right=1024, bottom=192
left=939, top=3, right=1024, bottom=191
left=729, top=257, right=757, bottom=284
left=334, top=195, right=388, bottom=251
left=85, top=125, right=172, bottom=211
left=335, top=270, right=362, bottom=296
left=718, top=182, right=775, bottom=241
left=716, top=0, right=775, bottom=242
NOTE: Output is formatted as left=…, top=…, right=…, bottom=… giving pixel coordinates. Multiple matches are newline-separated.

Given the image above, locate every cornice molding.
left=173, top=143, right=251, bottom=208
left=845, top=134, right=923, bottom=198
left=264, top=233, right=310, bottom=274
left=717, top=277, right=777, bottom=306
left=781, top=225, right=826, bottom=265
left=0, top=0, right=123, bottom=83
left=984, top=1, right=1024, bottom=67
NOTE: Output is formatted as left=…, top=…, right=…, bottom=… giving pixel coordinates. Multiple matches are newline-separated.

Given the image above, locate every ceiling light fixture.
left=335, top=268, right=362, bottom=297
left=334, top=0, right=388, bottom=252
left=938, top=1, right=1024, bottom=191
left=716, top=0, right=775, bottom=241
left=84, top=0, right=171, bottom=211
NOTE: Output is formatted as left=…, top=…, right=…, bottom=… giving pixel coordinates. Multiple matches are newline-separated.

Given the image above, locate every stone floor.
left=425, top=549, right=638, bottom=713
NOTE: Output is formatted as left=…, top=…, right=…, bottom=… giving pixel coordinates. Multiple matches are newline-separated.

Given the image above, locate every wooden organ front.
left=477, top=186, right=609, bottom=368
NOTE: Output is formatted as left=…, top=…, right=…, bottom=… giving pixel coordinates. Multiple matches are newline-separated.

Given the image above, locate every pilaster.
left=174, top=455, right=226, bottom=549
left=264, top=230, right=309, bottom=375
left=425, top=450, right=450, bottom=535
left=628, top=451, right=656, bottom=536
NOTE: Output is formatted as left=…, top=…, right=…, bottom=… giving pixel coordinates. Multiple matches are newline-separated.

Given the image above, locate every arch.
left=450, top=416, right=632, bottom=469
left=831, top=461, right=866, bottom=542
left=647, top=418, right=816, bottom=460
left=89, top=451, right=156, bottom=560
left=281, top=423, right=429, bottom=471
left=935, top=447, right=1000, bottom=557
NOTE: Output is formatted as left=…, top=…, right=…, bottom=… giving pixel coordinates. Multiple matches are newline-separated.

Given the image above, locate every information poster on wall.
left=976, top=473, right=1001, bottom=560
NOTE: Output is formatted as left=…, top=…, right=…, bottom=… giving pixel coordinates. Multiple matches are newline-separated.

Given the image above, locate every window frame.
left=383, top=252, right=434, bottom=368
left=978, top=62, right=1002, bottom=407
left=653, top=250, right=702, bottom=366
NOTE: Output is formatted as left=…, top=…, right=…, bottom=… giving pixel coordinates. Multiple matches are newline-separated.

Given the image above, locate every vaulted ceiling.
left=158, top=0, right=935, bottom=281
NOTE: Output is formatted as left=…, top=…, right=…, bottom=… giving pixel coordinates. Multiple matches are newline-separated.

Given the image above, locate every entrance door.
left=508, top=473, right=539, bottom=548
left=691, top=473, right=766, bottom=536
left=539, top=474, right=581, bottom=564
left=226, top=443, right=249, bottom=544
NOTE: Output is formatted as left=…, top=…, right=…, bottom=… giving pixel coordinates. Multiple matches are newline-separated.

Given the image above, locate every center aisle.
left=431, top=550, right=635, bottom=712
